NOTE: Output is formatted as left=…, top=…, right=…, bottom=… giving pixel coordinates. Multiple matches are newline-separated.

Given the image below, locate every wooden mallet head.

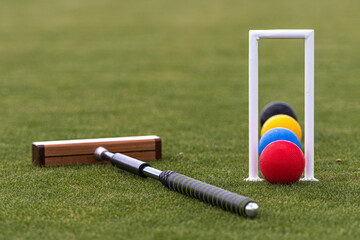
left=32, top=135, right=161, bottom=167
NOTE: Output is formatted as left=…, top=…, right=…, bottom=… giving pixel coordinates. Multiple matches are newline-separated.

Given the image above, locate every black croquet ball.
left=260, top=102, right=297, bottom=126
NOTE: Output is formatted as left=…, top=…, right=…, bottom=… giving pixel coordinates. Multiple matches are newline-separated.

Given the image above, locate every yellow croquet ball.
left=260, top=114, right=302, bottom=141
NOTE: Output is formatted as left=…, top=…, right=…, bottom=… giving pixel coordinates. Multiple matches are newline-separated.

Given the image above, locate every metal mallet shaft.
left=94, top=147, right=259, bottom=218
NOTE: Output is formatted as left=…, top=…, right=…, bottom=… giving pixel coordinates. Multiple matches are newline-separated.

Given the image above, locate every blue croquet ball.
left=258, top=127, right=301, bottom=156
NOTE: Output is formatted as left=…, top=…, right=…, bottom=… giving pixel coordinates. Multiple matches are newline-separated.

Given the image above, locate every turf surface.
left=1, top=0, right=359, bottom=239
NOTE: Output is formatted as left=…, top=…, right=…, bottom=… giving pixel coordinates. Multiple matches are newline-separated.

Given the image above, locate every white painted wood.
left=33, top=135, right=160, bottom=146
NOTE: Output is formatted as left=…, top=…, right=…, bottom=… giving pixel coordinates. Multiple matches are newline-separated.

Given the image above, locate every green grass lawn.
left=1, top=0, right=359, bottom=239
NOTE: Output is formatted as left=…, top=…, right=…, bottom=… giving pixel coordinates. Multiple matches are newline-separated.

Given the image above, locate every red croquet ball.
left=259, top=140, right=305, bottom=184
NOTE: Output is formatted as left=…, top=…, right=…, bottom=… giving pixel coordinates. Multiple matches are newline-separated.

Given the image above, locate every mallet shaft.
left=143, top=167, right=162, bottom=179
left=94, top=147, right=259, bottom=217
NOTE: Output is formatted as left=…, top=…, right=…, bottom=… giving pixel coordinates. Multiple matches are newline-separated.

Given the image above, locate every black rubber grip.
left=159, top=171, right=252, bottom=216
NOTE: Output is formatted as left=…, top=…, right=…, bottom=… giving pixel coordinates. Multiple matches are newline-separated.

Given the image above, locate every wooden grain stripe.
left=44, top=151, right=157, bottom=167
left=44, top=139, right=156, bottom=157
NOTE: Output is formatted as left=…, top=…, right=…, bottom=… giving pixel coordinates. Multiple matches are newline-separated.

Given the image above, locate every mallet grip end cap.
left=245, top=202, right=259, bottom=218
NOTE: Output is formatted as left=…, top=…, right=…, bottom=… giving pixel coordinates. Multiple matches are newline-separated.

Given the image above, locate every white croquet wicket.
left=246, top=29, right=318, bottom=182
